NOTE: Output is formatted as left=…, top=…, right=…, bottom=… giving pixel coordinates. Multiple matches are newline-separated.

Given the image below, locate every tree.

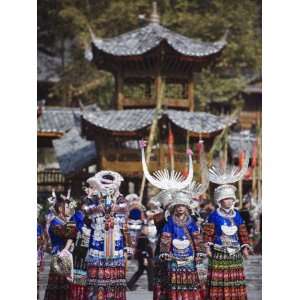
left=37, top=0, right=261, bottom=110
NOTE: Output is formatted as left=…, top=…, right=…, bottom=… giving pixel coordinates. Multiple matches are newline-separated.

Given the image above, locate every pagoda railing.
left=122, top=97, right=190, bottom=109
left=38, top=169, right=65, bottom=185
left=101, top=147, right=198, bottom=177
left=239, top=111, right=261, bottom=128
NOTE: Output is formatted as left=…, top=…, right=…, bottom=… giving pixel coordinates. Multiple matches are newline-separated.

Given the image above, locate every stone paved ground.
left=40, top=254, right=261, bottom=300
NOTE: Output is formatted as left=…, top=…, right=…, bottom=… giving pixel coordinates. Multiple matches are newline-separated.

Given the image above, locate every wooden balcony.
left=38, top=169, right=65, bottom=191
left=101, top=147, right=202, bottom=177
left=239, top=111, right=261, bottom=129
left=122, top=97, right=190, bottom=109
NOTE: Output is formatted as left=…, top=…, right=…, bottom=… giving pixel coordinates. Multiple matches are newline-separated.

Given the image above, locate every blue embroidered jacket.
left=37, top=223, right=43, bottom=238
left=206, top=209, right=246, bottom=247
left=70, top=210, right=85, bottom=233
left=161, top=216, right=200, bottom=259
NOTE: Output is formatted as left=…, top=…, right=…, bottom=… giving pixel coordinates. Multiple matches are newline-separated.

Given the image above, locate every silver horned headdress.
left=140, top=140, right=193, bottom=191
left=208, top=150, right=250, bottom=185
left=208, top=149, right=250, bottom=204
left=140, top=139, right=209, bottom=211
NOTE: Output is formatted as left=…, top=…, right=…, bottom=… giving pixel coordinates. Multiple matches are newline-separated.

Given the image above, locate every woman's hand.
left=59, top=248, right=70, bottom=257
left=143, top=258, right=148, bottom=266
left=242, top=247, right=249, bottom=259
left=206, top=247, right=212, bottom=258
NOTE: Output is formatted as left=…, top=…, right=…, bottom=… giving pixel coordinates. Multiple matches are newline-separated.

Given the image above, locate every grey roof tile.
left=37, top=107, right=81, bottom=133
left=53, top=128, right=97, bottom=176
left=82, top=108, right=234, bottom=134
left=83, top=108, right=158, bottom=132
left=90, top=23, right=226, bottom=58
left=166, top=110, right=235, bottom=134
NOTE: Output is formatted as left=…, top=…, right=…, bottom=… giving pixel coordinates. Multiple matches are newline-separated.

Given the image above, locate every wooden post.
left=169, top=124, right=175, bottom=171
left=159, top=141, right=164, bottom=169
left=224, top=129, right=228, bottom=168
left=139, top=75, right=165, bottom=200
left=188, top=75, right=194, bottom=112
left=239, top=179, right=243, bottom=209
left=116, top=71, right=124, bottom=110
left=67, top=84, right=72, bottom=106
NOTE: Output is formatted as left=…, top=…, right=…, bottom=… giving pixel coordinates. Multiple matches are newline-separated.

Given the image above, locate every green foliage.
left=38, top=0, right=261, bottom=109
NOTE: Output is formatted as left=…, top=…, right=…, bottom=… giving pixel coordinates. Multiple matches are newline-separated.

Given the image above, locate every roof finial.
left=150, top=2, right=160, bottom=24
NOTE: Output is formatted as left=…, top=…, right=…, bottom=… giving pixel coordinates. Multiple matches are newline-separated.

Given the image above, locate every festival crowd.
left=37, top=141, right=261, bottom=300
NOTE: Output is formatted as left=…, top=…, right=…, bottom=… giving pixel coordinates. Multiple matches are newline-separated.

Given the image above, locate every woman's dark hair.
left=75, top=197, right=87, bottom=211
left=54, top=198, right=66, bottom=214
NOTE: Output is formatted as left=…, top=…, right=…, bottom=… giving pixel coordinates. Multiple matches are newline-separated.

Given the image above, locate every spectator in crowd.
left=127, top=223, right=154, bottom=291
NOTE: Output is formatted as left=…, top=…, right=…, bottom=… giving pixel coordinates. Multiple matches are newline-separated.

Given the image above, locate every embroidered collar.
left=53, top=214, right=67, bottom=224
left=217, top=207, right=236, bottom=219
left=172, top=214, right=191, bottom=227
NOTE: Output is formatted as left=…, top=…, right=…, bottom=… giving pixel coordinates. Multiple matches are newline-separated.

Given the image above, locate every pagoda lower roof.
left=53, top=128, right=97, bottom=176
left=83, top=108, right=235, bottom=134
left=37, top=107, right=81, bottom=134
left=89, top=23, right=226, bottom=58
left=37, top=105, right=100, bottom=135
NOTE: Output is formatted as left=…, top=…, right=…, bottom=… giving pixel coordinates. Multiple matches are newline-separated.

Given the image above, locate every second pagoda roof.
left=82, top=108, right=235, bottom=135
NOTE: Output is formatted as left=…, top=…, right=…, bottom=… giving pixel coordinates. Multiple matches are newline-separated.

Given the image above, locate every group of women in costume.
left=37, top=140, right=251, bottom=300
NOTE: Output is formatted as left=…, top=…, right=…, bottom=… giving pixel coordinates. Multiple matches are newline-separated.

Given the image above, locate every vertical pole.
left=116, top=71, right=124, bottom=110
left=159, top=139, right=164, bottom=169
left=139, top=74, right=165, bottom=200
left=188, top=74, right=194, bottom=112
left=67, top=84, right=72, bottom=106
left=239, top=180, right=243, bottom=209
left=224, top=130, right=228, bottom=168
left=168, top=124, right=175, bottom=171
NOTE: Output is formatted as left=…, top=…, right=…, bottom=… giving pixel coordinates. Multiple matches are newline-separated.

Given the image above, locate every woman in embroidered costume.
left=69, top=194, right=92, bottom=300
left=44, top=193, right=77, bottom=300
left=37, top=204, right=45, bottom=300
left=204, top=151, right=251, bottom=300
left=84, top=171, right=133, bottom=300
left=139, top=140, right=208, bottom=300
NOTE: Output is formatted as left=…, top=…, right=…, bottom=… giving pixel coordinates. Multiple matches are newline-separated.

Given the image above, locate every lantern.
left=251, top=139, right=257, bottom=168
left=168, top=126, right=174, bottom=158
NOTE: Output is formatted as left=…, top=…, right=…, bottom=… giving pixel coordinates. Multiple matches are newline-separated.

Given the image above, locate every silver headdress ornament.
left=208, top=148, right=250, bottom=204
left=61, top=188, right=77, bottom=210
left=47, top=189, right=57, bottom=211
left=87, top=170, right=124, bottom=197
left=140, top=139, right=193, bottom=191
left=37, top=203, right=43, bottom=217
left=139, top=139, right=209, bottom=212
left=208, top=150, right=250, bottom=185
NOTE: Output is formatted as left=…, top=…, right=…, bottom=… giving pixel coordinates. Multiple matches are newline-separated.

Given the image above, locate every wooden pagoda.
left=82, top=3, right=232, bottom=196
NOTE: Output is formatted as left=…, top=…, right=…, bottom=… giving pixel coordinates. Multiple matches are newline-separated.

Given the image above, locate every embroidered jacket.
left=203, top=209, right=250, bottom=250
left=160, top=215, right=203, bottom=260
left=85, top=195, right=132, bottom=261
left=48, top=216, right=77, bottom=255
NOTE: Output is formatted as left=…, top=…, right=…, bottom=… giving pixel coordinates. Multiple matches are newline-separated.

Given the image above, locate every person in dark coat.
left=239, top=198, right=255, bottom=235
left=127, top=223, right=154, bottom=291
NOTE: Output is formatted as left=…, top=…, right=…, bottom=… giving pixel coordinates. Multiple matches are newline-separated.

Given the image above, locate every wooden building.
left=37, top=106, right=97, bottom=199
left=240, top=78, right=262, bottom=129
left=82, top=4, right=234, bottom=197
